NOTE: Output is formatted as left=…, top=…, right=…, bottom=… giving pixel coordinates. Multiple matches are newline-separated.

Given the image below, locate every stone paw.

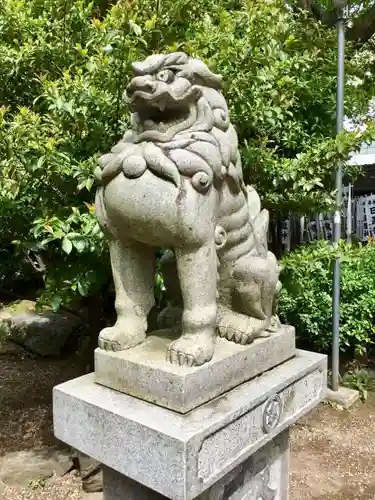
left=98, top=322, right=146, bottom=352
left=257, top=329, right=272, bottom=338
left=218, top=326, right=255, bottom=345
left=217, top=313, right=273, bottom=345
left=167, top=332, right=215, bottom=367
left=266, top=315, right=281, bottom=333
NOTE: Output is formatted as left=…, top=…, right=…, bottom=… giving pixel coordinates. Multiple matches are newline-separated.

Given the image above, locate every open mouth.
left=131, top=102, right=191, bottom=133
left=137, top=107, right=191, bottom=132
left=128, top=85, right=202, bottom=132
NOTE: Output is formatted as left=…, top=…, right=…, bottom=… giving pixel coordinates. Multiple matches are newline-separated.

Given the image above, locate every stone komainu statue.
left=95, top=52, right=281, bottom=367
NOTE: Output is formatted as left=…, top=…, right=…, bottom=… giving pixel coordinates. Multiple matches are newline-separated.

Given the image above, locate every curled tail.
left=216, top=184, right=281, bottom=341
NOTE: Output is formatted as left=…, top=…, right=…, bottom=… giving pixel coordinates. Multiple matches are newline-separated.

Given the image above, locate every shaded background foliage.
left=1, top=0, right=375, bottom=350
left=280, top=241, right=375, bottom=355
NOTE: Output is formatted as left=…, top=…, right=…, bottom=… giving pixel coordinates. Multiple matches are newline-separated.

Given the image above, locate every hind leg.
left=221, top=254, right=279, bottom=344
left=99, top=238, right=155, bottom=351
left=157, top=250, right=183, bottom=330
left=232, top=253, right=279, bottom=318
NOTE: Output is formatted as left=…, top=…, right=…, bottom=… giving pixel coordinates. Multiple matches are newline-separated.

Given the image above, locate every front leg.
left=99, top=239, right=155, bottom=351
left=167, top=241, right=217, bottom=367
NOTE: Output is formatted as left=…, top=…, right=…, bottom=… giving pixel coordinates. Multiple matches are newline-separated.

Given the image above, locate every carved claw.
left=218, top=324, right=255, bottom=345
left=168, top=346, right=197, bottom=367
left=98, top=335, right=121, bottom=352
left=98, top=322, right=146, bottom=352
left=266, top=315, right=281, bottom=333
left=217, top=311, right=272, bottom=345
left=167, top=332, right=215, bottom=367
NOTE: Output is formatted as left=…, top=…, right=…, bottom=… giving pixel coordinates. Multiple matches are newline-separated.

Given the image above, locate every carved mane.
left=96, top=52, right=243, bottom=194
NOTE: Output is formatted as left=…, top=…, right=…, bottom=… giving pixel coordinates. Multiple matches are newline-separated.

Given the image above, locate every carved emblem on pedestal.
left=263, top=395, right=282, bottom=434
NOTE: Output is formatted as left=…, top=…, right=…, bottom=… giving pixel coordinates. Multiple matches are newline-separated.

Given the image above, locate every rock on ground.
left=0, top=447, right=72, bottom=488
left=0, top=300, right=81, bottom=357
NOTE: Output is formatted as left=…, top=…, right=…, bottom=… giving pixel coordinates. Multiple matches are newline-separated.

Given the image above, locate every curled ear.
left=176, top=60, right=222, bottom=89
left=163, top=52, right=189, bottom=67
left=132, top=52, right=189, bottom=76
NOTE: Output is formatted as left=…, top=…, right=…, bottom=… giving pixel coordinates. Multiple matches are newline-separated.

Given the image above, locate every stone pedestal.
left=53, top=345, right=326, bottom=500
left=94, top=326, right=296, bottom=413
left=102, top=431, right=289, bottom=499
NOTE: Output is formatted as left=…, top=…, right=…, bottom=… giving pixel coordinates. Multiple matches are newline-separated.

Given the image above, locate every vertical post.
left=300, top=216, right=305, bottom=244
left=316, top=215, right=321, bottom=240
left=332, top=4, right=345, bottom=392
left=347, top=184, right=352, bottom=243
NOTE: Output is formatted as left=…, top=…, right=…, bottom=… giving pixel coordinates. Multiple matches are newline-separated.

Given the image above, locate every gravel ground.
left=290, top=395, right=375, bottom=500
left=0, top=351, right=82, bottom=456
left=1, top=348, right=375, bottom=499
left=0, top=349, right=86, bottom=499
left=1, top=474, right=102, bottom=500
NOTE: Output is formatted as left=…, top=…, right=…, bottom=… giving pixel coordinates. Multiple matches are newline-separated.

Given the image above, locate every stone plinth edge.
left=95, top=325, right=296, bottom=413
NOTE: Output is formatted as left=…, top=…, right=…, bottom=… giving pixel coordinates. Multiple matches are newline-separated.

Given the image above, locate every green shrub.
left=1, top=0, right=374, bottom=308
left=342, top=368, right=375, bottom=400
left=279, top=241, right=375, bottom=355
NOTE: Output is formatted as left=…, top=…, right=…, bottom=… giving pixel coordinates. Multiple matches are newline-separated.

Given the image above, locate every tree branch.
left=288, top=0, right=375, bottom=46
left=288, top=0, right=337, bottom=26
left=347, top=4, right=375, bottom=45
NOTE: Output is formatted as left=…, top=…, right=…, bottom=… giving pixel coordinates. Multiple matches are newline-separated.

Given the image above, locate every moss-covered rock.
left=0, top=300, right=81, bottom=357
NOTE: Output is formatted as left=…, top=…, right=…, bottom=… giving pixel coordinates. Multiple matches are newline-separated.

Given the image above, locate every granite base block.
left=54, top=350, right=326, bottom=500
left=326, top=386, right=360, bottom=409
left=102, top=431, right=289, bottom=500
left=95, top=325, right=296, bottom=413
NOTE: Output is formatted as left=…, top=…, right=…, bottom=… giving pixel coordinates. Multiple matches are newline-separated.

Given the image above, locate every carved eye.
left=156, top=69, right=175, bottom=83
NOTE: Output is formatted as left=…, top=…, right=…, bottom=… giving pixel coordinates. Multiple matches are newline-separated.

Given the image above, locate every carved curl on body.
left=95, top=52, right=280, bottom=367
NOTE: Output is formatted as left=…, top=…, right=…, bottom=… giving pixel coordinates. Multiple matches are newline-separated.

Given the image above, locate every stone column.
left=101, top=431, right=289, bottom=500
left=53, top=328, right=326, bottom=500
